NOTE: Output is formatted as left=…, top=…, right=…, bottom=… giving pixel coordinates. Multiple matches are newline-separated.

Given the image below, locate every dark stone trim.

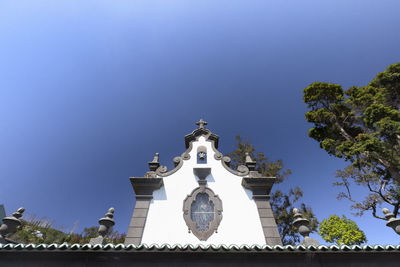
left=183, top=187, right=223, bottom=241
left=209, top=140, right=223, bottom=160
left=197, top=146, right=207, bottom=153
left=179, top=126, right=223, bottom=164
left=193, top=168, right=211, bottom=181
left=241, top=177, right=276, bottom=197
left=181, top=142, right=192, bottom=160
left=144, top=128, right=221, bottom=178
left=242, top=177, right=282, bottom=246
left=221, top=156, right=250, bottom=176
left=155, top=156, right=184, bottom=177
left=182, top=135, right=222, bottom=162
left=125, top=178, right=163, bottom=246
left=184, top=128, right=219, bottom=149
left=129, top=178, right=164, bottom=197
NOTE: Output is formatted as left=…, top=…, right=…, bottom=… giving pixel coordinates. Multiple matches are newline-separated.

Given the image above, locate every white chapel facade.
left=124, top=120, right=282, bottom=246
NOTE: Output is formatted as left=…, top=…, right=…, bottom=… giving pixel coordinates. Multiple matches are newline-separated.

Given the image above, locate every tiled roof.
left=1, top=243, right=400, bottom=252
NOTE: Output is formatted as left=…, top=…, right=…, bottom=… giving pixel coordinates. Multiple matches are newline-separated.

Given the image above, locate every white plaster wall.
left=141, top=136, right=266, bottom=246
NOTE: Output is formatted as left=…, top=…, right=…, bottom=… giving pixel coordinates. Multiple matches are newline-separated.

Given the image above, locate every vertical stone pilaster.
left=254, top=197, right=282, bottom=246
left=124, top=178, right=163, bottom=246
left=242, top=177, right=282, bottom=246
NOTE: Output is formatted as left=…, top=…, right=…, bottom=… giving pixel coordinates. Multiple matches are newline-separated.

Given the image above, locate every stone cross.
left=196, top=119, right=208, bottom=129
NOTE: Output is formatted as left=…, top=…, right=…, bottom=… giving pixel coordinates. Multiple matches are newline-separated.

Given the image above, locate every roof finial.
left=152, top=152, right=159, bottom=163
left=245, top=152, right=256, bottom=171
left=196, top=119, right=208, bottom=129
left=292, top=208, right=319, bottom=246
left=0, top=207, right=25, bottom=242
left=89, top=207, right=115, bottom=245
left=382, top=208, right=400, bottom=235
left=148, top=152, right=160, bottom=172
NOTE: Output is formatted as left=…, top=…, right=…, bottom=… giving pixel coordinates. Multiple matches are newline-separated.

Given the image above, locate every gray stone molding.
left=125, top=178, right=163, bottom=246
left=179, top=120, right=224, bottom=164
left=197, top=146, right=207, bottom=153
left=155, top=157, right=184, bottom=177
left=221, top=156, right=250, bottom=176
left=181, top=142, right=192, bottom=160
left=181, top=121, right=222, bottom=162
left=242, top=177, right=282, bottom=246
left=220, top=153, right=263, bottom=178
left=241, top=177, right=276, bottom=197
left=211, top=141, right=223, bottom=160
left=182, top=186, right=223, bottom=241
left=144, top=154, right=185, bottom=178
left=184, top=121, right=219, bottom=150
left=184, top=128, right=219, bottom=150
left=129, top=178, right=163, bottom=197
left=193, top=167, right=211, bottom=182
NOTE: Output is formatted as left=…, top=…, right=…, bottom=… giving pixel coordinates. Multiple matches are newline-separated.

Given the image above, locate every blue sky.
left=1, top=0, right=400, bottom=245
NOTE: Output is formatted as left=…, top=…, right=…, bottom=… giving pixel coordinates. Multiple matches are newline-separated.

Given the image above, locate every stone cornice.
left=241, top=177, right=276, bottom=198
left=129, top=178, right=164, bottom=198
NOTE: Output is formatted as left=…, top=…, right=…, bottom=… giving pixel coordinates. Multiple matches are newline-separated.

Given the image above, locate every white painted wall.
left=141, top=136, right=266, bottom=246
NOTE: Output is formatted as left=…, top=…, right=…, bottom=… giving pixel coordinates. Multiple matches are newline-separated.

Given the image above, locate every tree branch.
left=371, top=205, right=386, bottom=220
left=334, top=120, right=355, bottom=142
left=377, top=180, right=396, bottom=205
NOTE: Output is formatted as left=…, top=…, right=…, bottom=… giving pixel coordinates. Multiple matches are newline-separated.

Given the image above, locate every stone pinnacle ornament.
left=292, top=208, right=319, bottom=246
left=89, top=207, right=115, bottom=245
left=0, top=207, right=25, bottom=244
left=383, top=208, right=400, bottom=235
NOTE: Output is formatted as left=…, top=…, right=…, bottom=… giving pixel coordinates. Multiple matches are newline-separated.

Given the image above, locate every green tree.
left=227, top=136, right=318, bottom=245
left=303, top=63, right=400, bottom=220
left=318, top=215, right=367, bottom=245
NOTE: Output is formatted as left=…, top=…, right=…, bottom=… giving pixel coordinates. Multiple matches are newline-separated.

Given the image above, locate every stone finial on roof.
left=152, top=153, right=159, bottom=163
left=98, top=207, right=115, bottom=237
left=292, top=208, right=319, bottom=246
left=196, top=119, right=208, bottom=129
left=0, top=207, right=25, bottom=244
left=383, top=208, right=400, bottom=235
left=90, top=207, right=116, bottom=245
left=148, top=152, right=160, bottom=172
left=245, top=152, right=257, bottom=171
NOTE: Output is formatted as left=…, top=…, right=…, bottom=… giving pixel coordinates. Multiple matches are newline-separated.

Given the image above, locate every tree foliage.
left=8, top=215, right=125, bottom=244
left=227, top=136, right=318, bottom=245
left=303, top=63, right=400, bottom=220
left=318, top=215, right=367, bottom=245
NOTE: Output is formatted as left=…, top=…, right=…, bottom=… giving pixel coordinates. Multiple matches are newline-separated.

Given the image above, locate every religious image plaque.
left=183, top=187, right=223, bottom=241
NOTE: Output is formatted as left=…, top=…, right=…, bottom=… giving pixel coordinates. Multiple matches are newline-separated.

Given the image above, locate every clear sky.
left=1, top=0, right=400, bottom=245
